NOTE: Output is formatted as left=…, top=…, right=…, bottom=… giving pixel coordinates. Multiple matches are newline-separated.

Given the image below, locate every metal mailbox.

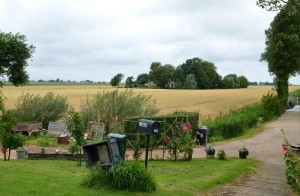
left=137, top=119, right=161, bottom=135
left=83, top=138, right=121, bottom=167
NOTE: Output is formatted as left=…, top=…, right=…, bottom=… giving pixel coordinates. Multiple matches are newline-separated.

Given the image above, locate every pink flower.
left=164, top=136, right=169, bottom=143
left=183, top=126, right=188, bottom=133
left=114, top=115, right=119, bottom=122
left=187, top=122, right=191, bottom=129
left=111, top=124, right=115, bottom=129
left=282, top=144, right=288, bottom=154
left=180, top=123, right=184, bottom=129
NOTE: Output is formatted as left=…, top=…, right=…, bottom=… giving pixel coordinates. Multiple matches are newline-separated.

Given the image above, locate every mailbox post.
left=137, top=119, right=161, bottom=169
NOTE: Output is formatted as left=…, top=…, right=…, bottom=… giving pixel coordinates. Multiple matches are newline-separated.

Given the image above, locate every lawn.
left=0, top=158, right=258, bottom=196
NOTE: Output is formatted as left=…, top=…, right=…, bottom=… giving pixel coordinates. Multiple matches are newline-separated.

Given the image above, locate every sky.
left=1, top=0, right=298, bottom=84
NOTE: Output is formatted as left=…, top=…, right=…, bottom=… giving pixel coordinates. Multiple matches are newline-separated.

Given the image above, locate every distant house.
left=166, top=81, right=182, bottom=89
left=144, top=81, right=157, bottom=88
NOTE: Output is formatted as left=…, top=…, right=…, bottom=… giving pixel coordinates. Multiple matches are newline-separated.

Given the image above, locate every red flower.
left=180, top=123, right=184, bottom=129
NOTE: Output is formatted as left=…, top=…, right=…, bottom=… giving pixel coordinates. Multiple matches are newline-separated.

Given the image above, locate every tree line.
left=111, top=57, right=249, bottom=89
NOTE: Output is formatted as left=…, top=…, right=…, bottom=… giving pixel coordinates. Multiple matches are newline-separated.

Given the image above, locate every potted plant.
left=239, top=146, right=249, bottom=159
left=217, top=149, right=226, bottom=160
left=205, top=144, right=215, bottom=159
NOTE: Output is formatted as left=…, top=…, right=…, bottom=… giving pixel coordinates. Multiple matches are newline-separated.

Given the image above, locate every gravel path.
left=201, top=111, right=300, bottom=196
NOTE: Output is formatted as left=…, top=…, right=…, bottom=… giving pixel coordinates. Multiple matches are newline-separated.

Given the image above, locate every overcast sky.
left=1, top=0, right=298, bottom=84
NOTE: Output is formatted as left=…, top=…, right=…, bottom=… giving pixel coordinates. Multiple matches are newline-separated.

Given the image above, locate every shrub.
left=261, top=91, right=283, bottom=116
left=109, top=161, right=156, bottom=192
left=80, top=89, right=159, bottom=130
left=13, top=92, right=69, bottom=128
left=217, top=149, right=226, bottom=160
left=204, top=104, right=276, bottom=139
left=83, top=166, right=110, bottom=189
left=83, top=162, right=156, bottom=193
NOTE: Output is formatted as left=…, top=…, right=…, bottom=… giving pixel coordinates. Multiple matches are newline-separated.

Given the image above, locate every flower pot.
left=239, top=150, right=249, bottom=159
left=206, top=154, right=214, bottom=159
left=16, top=150, right=26, bottom=159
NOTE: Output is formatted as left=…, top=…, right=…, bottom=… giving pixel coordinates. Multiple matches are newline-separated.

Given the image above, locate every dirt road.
left=196, top=111, right=300, bottom=196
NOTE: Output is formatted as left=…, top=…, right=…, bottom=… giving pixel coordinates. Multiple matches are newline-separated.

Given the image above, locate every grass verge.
left=0, top=158, right=258, bottom=196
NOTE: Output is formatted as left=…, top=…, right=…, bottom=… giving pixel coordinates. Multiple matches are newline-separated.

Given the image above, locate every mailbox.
left=83, top=139, right=121, bottom=167
left=137, top=119, right=161, bottom=135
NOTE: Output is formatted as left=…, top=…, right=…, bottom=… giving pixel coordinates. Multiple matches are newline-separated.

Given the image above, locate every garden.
left=0, top=87, right=299, bottom=195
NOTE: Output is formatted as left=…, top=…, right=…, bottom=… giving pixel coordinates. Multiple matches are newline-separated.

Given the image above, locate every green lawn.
left=0, top=158, right=258, bottom=196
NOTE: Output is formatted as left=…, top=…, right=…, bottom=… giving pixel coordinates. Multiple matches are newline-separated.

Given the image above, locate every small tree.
left=110, top=73, right=124, bottom=87
left=0, top=110, right=26, bottom=161
left=238, top=76, right=249, bottom=88
left=66, top=109, right=85, bottom=166
left=184, top=74, right=197, bottom=89
left=125, top=76, right=135, bottom=88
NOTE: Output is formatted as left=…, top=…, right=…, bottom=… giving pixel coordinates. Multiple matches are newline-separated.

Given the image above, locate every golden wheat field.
left=2, top=85, right=300, bottom=118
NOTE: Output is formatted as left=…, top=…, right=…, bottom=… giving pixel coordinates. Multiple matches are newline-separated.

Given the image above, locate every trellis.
left=122, top=117, right=191, bottom=160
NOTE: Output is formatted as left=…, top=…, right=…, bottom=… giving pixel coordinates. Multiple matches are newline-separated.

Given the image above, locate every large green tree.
left=178, top=58, right=221, bottom=89
left=0, top=32, right=35, bottom=86
left=256, top=0, right=300, bottom=11
left=149, top=63, right=175, bottom=88
left=261, top=2, right=300, bottom=109
left=136, top=73, right=149, bottom=85
left=0, top=31, right=35, bottom=112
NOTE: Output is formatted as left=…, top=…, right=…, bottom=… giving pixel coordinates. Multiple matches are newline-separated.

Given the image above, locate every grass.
left=0, top=158, right=258, bottom=196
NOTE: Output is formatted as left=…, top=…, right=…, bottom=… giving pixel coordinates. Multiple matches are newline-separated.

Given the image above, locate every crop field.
left=2, top=85, right=300, bottom=118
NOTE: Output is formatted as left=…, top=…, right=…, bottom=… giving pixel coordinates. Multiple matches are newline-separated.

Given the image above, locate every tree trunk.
left=8, top=148, right=11, bottom=161
left=275, top=75, right=289, bottom=113
left=2, top=149, right=7, bottom=161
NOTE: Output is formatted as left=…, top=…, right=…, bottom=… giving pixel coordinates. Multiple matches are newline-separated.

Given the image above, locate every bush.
left=217, top=149, right=226, bottom=160
left=13, top=92, right=69, bottom=128
left=204, top=104, right=274, bottom=139
left=83, top=162, right=156, bottom=193
left=80, top=89, right=159, bottom=130
left=261, top=91, right=283, bottom=116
